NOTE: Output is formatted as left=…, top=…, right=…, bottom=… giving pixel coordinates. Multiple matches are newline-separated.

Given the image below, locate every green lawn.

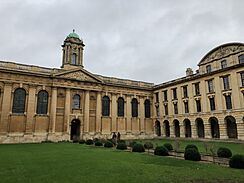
left=0, top=143, right=243, bottom=183
left=133, top=139, right=244, bottom=155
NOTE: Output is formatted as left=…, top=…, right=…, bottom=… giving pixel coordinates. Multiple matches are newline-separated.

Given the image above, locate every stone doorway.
left=155, top=121, right=161, bottom=136
left=225, top=116, right=238, bottom=139
left=70, top=119, right=81, bottom=141
left=209, top=117, right=220, bottom=138
left=184, top=119, right=192, bottom=138
left=163, top=120, right=170, bottom=137
left=196, top=118, right=205, bottom=138
left=173, top=120, right=180, bottom=137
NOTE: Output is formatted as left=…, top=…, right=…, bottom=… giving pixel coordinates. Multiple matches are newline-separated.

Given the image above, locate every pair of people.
left=112, top=132, right=121, bottom=141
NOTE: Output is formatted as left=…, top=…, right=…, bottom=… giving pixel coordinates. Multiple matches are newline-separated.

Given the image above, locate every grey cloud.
left=0, top=0, right=244, bottom=84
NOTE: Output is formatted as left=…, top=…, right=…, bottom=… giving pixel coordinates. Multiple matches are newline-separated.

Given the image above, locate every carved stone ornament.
left=200, top=44, right=244, bottom=65
left=61, top=71, right=97, bottom=82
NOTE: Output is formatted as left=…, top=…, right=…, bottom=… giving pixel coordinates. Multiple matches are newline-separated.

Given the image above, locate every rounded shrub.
left=164, top=143, right=173, bottom=151
left=104, top=140, right=114, bottom=148
left=116, top=142, right=127, bottom=150
left=185, top=144, right=198, bottom=151
left=95, top=141, right=103, bottom=146
left=132, top=143, right=145, bottom=153
left=144, top=142, right=154, bottom=150
left=79, top=139, right=86, bottom=144
left=85, top=139, right=94, bottom=145
left=217, top=147, right=232, bottom=158
left=154, top=146, right=169, bottom=156
left=129, top=141, right=137, bottom=148
left=229, top=154, right=244, bottom=169
left=184, top=148, right=201, bottom=161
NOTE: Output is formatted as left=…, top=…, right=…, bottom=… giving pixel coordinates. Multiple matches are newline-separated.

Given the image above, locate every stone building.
left=0, top=31, right=244, bottom=143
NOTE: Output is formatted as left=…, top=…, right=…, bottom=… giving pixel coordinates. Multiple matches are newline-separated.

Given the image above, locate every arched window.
left=102, top=96, right=110, bottom=116
left=117, top=97, right=124, bottom=117
left=131, top=98, right=138, bottom=117
left=12, top=88, right=26, bottom=113
left=144, top=99, right=151, bottom=118
left=36, top=90, right=48, bottom=114
left=71, top=53, right=77, bottom=65
left=73, top=94, right=80, bottom=109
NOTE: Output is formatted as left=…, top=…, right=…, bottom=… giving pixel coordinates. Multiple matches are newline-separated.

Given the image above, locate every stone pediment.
left=54, top=69, right=103, bottom=83
left=198, top=43, right=244, bottom=66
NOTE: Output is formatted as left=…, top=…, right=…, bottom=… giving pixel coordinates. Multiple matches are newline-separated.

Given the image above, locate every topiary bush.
left=116, top=142, right=127, bottom=150
left=217, top=147, right=232, bottom=158
left=79, top=139, right=86, bottom=144
left=185, top=144, right=198, bottom=151
left=95, top=141, right=103, bottom=146
left=129, top=141, right=137, bottom=148
left=104, top=140, right=114, bottom=148
left=132, top=143, right=145, bottom=153
left=184, top=148, right=201, bottom=161
left=85, top=139, right=94, bottom=145
left=229, top=154, right=244, bottom=169
left=164, top=143, right=173, bottom=151
left=154, top=146, right=169, bottom=156
left=144, top=142, right=154, bottom=150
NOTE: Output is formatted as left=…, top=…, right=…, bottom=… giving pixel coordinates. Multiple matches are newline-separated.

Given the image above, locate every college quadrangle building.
left=0, top=31, right=244, bottom=143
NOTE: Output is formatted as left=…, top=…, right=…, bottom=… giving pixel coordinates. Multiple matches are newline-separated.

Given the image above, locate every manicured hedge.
left=95, top=141, right=103, bottom=146
left=85, top=139, right=94, bottom=145
left=79, top=139, right=86, bottom=144
left=154, top=146, right=169, bottom=156
left=184, top=148, right=201, bottom=161
left=185, top=144, right=198, bottom=151
left=229, top=154, right=244, bottom=169
left=104, top=141, right=114, bottom=148
left=217, top=147, right=232, bottom=158
left=116, top=142, right=127, bottom=150
left=164, top=143, right=173, bottom=151
left=132, top=143, right=145, bottom=153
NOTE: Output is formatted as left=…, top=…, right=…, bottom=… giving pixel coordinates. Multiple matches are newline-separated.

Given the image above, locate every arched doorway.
left=155, top=121, right=161, bottom=136
left=196, top=118, right=205, bottom=138
left=184, top=119, right=191, bottom=138
left=209, top=117, right=220, bottom=138
left=70, top=119, right=81, bottom=141
left=225, top=116, right=238, bottom=139
left=173, top=119, right=180, bottom=137
left=163, top=120, right=170, bottom=137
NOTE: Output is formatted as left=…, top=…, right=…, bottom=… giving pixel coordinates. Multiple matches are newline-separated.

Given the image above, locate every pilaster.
left=96, top=92, right=102, bottom=132
left=25, top=85, right=36, bottom=134
left=84, top=90, right=90, bottom=132
left=50, top=87, right=57, bottom=133
left=111, top=94, right=117, bottom=132
left=64, top=88, right=71, bottom=133
left=139, top=97, right=145, bottom=132
left=126, top=95, right=132, bottom=132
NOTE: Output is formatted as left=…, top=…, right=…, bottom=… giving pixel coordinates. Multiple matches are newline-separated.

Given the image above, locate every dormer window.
left=71, top=53, right=77, bottom=65
left=206, top=65, right=211, bottom=73
left=221, top=60, right=227, bottom=69
left=239, top=54, right=244, bottom=64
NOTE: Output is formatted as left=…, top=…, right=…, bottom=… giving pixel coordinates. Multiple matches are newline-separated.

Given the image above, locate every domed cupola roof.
left=66, top=29, right=83, bottom=42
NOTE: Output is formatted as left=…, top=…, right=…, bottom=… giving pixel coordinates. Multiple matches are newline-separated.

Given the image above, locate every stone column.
left=219, top=117, right=228, bottom=139
left=158, top=91, right=163, bottom=118
left=25, top=85, right=36, bottom=134
left=200, top=80, right=207, bottom=113
left=50, top=87, right=57, bottom=133
left=180, top=121, right=185, bottom=138
left=126, top=95, right=132, bottom=132
left=84, top=90, right=90, bottom=133
left=0, top=83, right=12, bottom=134
left=214, top=77, right=223, bottom=111
left=236, top=117, right=244, bottom=140
left=64, top=88, right=71, bottom=133
left=191, top=123, right=197, bottom=138
left=203, top=117, right=211, bottom=139
left=111, top=94, right=117, bottom=132
left=139, top=97, right=145, bottom=132
left=96, top=92, right=102, bottom=133
left=169, top=123, right=175, bottom=138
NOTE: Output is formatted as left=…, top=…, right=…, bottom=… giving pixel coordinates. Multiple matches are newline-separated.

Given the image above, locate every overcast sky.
left=0, top=0, right=244, bottom=84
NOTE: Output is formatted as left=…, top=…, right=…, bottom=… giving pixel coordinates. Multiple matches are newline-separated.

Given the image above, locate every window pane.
left=144, top=99, right=151, bottom=118
left=225, top=95, right=232, bottom=110
left=240, top=73, right=244, bottom=87
left=223, top=76, right=230, bottom=90
left=131, top=98, right=138, bottom=117
left=221, top=60, right=227, bottom=69
left=72, top=53, right=77, bottom=65
left=239, top=54, right=244, bottom=64
left=37, top=90, right=48, bottom=114
left=12, top=88, right=26, bottom=113
left=73, top=94, right=80, bottom=109
left=208, top=80, right=214, bottom=93
left=206, top=65, right=211, bottom=73
left=102, top=96, right=110, bottom=116
left=117, top=97, right=124, bottom=117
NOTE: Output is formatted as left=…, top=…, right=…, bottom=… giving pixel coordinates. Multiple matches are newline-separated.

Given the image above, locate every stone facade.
left=0, top=32, right=244, bottom=143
